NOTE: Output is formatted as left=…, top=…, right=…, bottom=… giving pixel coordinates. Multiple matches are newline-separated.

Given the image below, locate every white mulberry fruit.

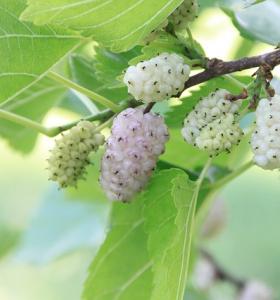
left=181, top=89, right=243, bottom=156
left=48, top=121, right=105, bottom=188
left=123, top=53, right=190, bottom=103
left=238, top=281, right=273, bottom=300
left=100, top=108, right=169, bottom=202
left=169, top=0, right=199, bottom=31
left=193, top=257, right=216, bottom=291
left=251, top=96, right=280, bottom=170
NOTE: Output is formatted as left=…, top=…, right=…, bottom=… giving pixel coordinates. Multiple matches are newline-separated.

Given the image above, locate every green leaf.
left=0, top=77, right=65, bottom=153
left=223, top=0, right=280, bottom=45
left=83, top=169, right=198, bottom=300
left=144, top=170, right=200, bottom=300
left=21, top=0, right=184, bottom=52
left=58, top=89, right=99, bottom=116
left=93, top=45, right=142, bottom=88
left=83, top=199, right=153, bottom=300
left=66, top=150, right=109, bottom=203
left=15, top=187, right=109, bottom=264
left=162, top=128, right=208, bottom=169
left=0, top=0, right=80, bottom=106
left=129, top=32, right=186, bottom=65
left=68, top=54, right=130, bottom=107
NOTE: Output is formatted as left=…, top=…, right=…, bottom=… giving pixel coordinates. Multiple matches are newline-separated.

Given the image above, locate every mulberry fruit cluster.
left=100, top=108, right=169, bottom=202
left=169, top=0, right=199, bottom=30
left=181, top=89, right=243, bottom=156
left=123, top=53, right=190, bottom=103
left=251, top=96, right=280, bottom=170
left=238, top=281, right=273, bottom=300
left=48, top=121, right=105, bottom=188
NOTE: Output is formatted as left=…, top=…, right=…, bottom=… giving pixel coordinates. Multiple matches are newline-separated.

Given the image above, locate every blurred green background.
left=1, top=2, right=280, bottom=300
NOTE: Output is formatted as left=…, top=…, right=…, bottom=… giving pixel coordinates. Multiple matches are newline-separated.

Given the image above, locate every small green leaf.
left=68, top=54, right=130, bottom=107
left=93, top=46, right=142, bottom=88
left=129, top=32, right=186, bottom=65
left=21, top=0, right=184, bottom=52
left=0, top=0, right=80, bottom=106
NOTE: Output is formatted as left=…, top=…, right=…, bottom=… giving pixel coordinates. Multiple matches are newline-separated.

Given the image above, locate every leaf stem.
left=210, top=160, right=254, bottom=191
left=197, top=158, right=213, bottom=188
left=190, top=59, right=204, bottom=67
left=223, top=74, right=247, bottom=89
left=186, top=26, right=195, bottom=50
left=47, top=109, right=115, bottom=137
left=183, top=158, right=213, bottom=296
left=48, top=71, right=121, bottom=113
left=0, top=109, right=51, bottom=136
left=95, top=115, right=115, bottom=132
left=0, top=107, right=117, bottom=138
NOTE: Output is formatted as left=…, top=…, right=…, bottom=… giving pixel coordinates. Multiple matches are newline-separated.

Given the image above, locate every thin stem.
left=200, top=249, right=245, bottom=290
left=48, top=71, right=121, bottom=113
left=197, top=158, right=213, bottom=187
left=223, top=74, right=246, bottom=89
left=47, top=109, right=115, bottom=137
left=143, top=102, right=155, bottom=114
left=47, top=99, right=139, bottom=137
left=0, top=109, right=51, bottom=136
left=95, top=115, right=115, bottom=132
left=185, top=158, right=213, bottom=283
left=190, top=59, right=204, bottom=67
left=210, top=160, right=254, bottom=191
left=186, top=26, right=195, bottom=50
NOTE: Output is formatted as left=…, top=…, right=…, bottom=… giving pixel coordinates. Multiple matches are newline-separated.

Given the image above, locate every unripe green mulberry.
left=181, top=89, right=243, bottom=156
left=195, top=114, right=243, bottom=156
left=169, top=0, right=199, bottom=31
left=48, top=121, right=105, bottom=188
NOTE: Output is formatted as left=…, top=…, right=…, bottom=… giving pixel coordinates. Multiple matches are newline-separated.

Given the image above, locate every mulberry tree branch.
left=183, top=49, right=280, bottom=91
left=200, top=248, right=245, bottom=290
left=1, top=50, right=280, bottom=136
